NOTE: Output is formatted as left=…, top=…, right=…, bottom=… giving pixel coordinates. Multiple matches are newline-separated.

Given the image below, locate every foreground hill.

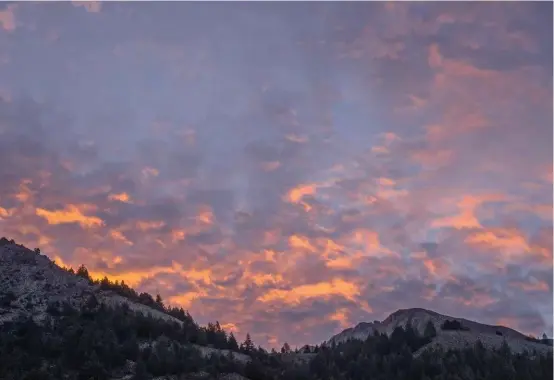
left=328, top=307, right=552, bottom=356
left=0, top=237, right=552, bottom=380
left=0, top=239, right=266, bottom=379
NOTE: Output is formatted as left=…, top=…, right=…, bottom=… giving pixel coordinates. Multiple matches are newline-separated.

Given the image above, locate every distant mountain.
left=327, top=307, right=552, bottom=355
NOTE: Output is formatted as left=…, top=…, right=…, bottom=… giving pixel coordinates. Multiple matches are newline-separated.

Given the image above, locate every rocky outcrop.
left=0, top=241, right=93, bottom=324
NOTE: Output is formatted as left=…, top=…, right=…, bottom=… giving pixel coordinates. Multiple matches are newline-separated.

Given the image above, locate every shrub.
left=441, top=320, right=469, bottom=331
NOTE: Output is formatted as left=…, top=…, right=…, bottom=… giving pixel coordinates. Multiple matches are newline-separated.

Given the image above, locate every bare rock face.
left=327, top=307, right=552, bottom=356
left=0, top=241, right=94, bottom=324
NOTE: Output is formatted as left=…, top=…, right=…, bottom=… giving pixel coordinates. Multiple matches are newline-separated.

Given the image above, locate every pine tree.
left=76, top=264, right=90, bottom=281
left=155, top=294, right=164, bottom=310
left=228, top=332, right=239, bottom=350
left=241, top=333, right=255, bottom=353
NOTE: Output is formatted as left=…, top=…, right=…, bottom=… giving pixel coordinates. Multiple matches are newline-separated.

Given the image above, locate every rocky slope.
left=0, top=239, right=251, bottom=365
left=0, top=240, right=94, bottom=324
left=327, top=307, right=552, bottom=355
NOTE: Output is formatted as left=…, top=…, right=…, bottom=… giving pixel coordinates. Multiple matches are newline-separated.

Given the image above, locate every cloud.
left=258, top=279, right=360, bottom=306
left=0, top=2, right=551, bottom=347
left=0, top=4, right=16, bottom=31
left=108, top=192, right=133, bottom=203
left=35, top=204, right=104, bottom=229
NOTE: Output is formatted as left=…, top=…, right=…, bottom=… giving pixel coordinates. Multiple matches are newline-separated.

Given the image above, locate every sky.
left=0, top=1, right=552, bottom=348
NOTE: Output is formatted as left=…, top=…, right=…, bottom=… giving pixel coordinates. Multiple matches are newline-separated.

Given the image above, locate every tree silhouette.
left=281, top=342, right=291, bottom=353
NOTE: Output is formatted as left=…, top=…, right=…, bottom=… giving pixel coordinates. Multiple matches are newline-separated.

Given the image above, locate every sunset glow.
left=0, top=2, right=551, bottom=348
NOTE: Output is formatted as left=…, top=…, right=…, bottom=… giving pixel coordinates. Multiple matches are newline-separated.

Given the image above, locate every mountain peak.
left=384, top=308, right=438, bottom=322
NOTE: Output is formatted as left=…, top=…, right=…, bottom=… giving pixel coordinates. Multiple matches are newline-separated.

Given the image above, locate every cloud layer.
left=0, top=2, right=552, bottom=348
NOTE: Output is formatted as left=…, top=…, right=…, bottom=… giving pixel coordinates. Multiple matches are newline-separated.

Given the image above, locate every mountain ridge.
left=1, top=237, right=552, bottom=380
left=2, top=237, right=551, bottom=356
left=326, top=306, right=551, bottom=356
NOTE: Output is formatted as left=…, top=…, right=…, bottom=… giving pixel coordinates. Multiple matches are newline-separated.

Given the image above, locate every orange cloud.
left=0, top=206, right=12, bottom=219
left=464, top=228, right=530, bottom=256
left=288, top=235, right=316, bottom=252
left=36, top=204, right=104, bottom=229
left=246, top=272, right=284, bottom=287
left=171, top=229, right=187, bottom=243
left=348, top=229, right=395, bottom=258
left=172, top=263, right=213, bottom=285
left=286, top=184, right=317, bottom=204
left=221, top=322, right=239, bottom=333
left=329, top=308, right=351, bottom=329
left=263, top=249, right=277, bottom=263
left=196, top=205, right=214, bottom=225
left=258, top=279, right=360, bottom=305
left=110, top=230, right=133, bottom=246
left=432, top=194, right=506, bottom=230
left=168, top=291, right=206, bottom=308
left=108, top=192, right=133, bottom=203
left=410, top=251, right=452, bottom=280
left=53, top=255, right=72, bottom=270
left=325, top=256, right=355, bottom=270
left=422, top=258, right=451, bottom=278
left=68, top=260, right=215, bottom=290
left=14, top=179, right=34, bottom=203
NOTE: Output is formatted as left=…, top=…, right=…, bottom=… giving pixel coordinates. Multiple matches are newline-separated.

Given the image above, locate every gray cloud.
left=0, top=2, right=551, bottom=348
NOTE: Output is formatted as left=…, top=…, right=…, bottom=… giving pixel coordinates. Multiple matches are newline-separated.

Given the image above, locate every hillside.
left=0, top=238, right=263, bottom=379
left=328, top=307, right=553, bottom=355
left=327, top=308, right=552, bottom=353
left=0, top=238, right=552, bottom=380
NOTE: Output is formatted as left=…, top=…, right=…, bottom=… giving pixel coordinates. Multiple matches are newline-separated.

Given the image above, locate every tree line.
left=0, top=242, right=551, bottom=380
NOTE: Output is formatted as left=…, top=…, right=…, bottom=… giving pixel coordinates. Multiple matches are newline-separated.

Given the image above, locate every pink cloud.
left=0, top=2, right=551, bottom=346
left=0, top=4, right=16, bottom=32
